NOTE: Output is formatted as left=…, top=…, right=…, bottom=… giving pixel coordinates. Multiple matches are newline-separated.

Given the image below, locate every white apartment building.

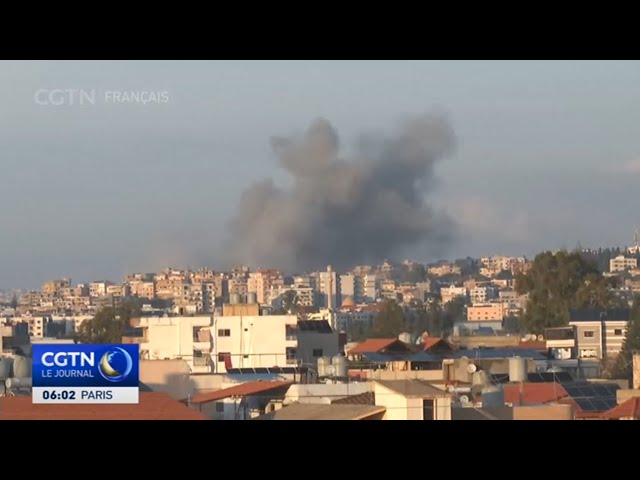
left=89, top=281, right=112, bottom=298
left=340, top=274, right=360, bottom=303
left=470, top=286, right=498, bottom=304
left=211, top=315, right=339, bottom=373
left=610, top=255, right=638, bottom=273
left=132, top=316, right=213, bottom=374
left=440, top=286, right=467, bottom=304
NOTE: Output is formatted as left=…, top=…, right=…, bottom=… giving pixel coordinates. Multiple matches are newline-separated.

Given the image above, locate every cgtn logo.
left=32, top=344, right=139, bottom=404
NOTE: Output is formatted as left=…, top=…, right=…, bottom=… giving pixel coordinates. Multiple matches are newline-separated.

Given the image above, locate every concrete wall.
left=374, top=383, right=410, bottom=420
left=285, top=383, right=371, bottom=405
left=513, top=405, right=574, bottom=420
left=140, top=359, right=194, bottom=400
left=297, top=331, right=340, bottom=366
left=212, top=315, right=297, bottom=373
left=364, top=370, right=443, bottom=382
left=634, top=353, right=640, bottom=390
left=617, top=389, right=640, bottom=404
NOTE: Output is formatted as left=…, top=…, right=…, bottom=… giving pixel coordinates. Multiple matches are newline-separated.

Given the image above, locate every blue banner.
left=32, top=344, right=139, bottom=388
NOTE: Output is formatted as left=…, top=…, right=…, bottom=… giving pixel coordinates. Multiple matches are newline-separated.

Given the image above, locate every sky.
left=1, top=60, right=640, bottom=289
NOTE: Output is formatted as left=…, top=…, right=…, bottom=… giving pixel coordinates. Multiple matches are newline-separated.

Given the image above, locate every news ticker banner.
left=32, top=344, right=139, bottom=404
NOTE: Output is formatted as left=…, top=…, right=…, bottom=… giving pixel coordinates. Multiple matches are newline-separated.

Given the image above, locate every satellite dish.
left=467, top=364, right=477, bottom=374
left=460, top=356, right=470, bottom=363
left=537, top=335, right=544, bottom=341
left=459, top=395, right=470, bottom=404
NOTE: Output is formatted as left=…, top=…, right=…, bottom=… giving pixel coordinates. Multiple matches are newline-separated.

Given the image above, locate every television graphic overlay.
left=32, top=344, right=139, bottom=404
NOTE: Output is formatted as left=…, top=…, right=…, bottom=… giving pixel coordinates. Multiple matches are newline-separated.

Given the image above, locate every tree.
left=10, top=293, right=18, bottom=310
left=611, top=296, right=640, bottom=380
left=515, top=250, right=617, bottom=333
left=75, top=300, right=141, bottom=344
left=371, top=300, right=408, bottom=338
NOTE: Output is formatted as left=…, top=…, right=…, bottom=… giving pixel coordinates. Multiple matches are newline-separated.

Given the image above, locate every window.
left=218, top=352, right=230, bottom=362
left=285, top=324, right=298, bottom=340
left=423, top=399, right=435, bottom=420
left=218, top=329, right=230, bottom=337
left=614, top=329, right=623, bottom=336
left=583, top=331, right=595, bottom=338
left=312, top=349, right=323, bottom=358
left=216, top=403, right=224, bottom=413
left=286, top=347, right=297, bottom=365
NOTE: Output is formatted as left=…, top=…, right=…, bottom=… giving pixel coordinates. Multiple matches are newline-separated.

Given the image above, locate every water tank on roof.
left=472, top=370, right=490, bottom=387
left=399, top=332, right=412, bottom=344
left=317, top=356, right=331, bottom=377
left=229, top=293, right=241, bottom=305
left=508, top=356, right=527, bottom=383
left=0, top=357, right=13, bottom=379
left=332, top=354, right=347, bottom=378
left=246, top=292, right=257, bottom=304
left=13, top=355, right=32, bottom=378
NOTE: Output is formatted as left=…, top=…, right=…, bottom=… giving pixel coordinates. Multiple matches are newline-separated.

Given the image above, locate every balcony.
left=547, top=339, right=575, bottom=349
left=193, top=341, right=212, bottom=351
left=193, top=356, right=211, bottom=367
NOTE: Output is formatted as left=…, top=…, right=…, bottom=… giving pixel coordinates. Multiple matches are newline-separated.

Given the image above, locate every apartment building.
left=467, top=304, right=504, bottom=322
left=470, top=286, right=498, bottom=304
left=610, top=255, right=638, bottom=273
left=129, top=281, right=156, bottom=299
left=568, top=309, right=630, bottom=359
left=428, top=263, right=462, bottom=277
left=131, top=315, right=213, bottom=374
left=441, top=286, right=467, bottom=304
left=211, top=315, right=339, bottom=373
left=89, top=281, right=113, bottom=298
left=247, top=269, right=284, bottom=305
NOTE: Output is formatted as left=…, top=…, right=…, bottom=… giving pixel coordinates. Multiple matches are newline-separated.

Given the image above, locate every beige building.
left=428, top=263, right=462, bottom=277
left=129, top=281, right=156, bottom=299
left=610, top=255, right=638, bottom=273
left=467, top=304, right=504, bottom=322
left=373, top=380, right=452, bottom=420
left=211, top=316, right=339, bottom=374
left=131, top=315, right=213, bottom=373
left=247, top=269, right=284, bottom=305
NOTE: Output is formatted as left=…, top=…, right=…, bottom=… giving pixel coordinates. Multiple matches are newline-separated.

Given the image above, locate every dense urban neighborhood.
left=2, top=244, right=640, bottom=420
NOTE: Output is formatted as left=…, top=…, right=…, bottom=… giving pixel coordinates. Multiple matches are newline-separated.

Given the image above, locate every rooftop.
left=190, top=381, right=292, bottom=405
left=348, top=338, right=412, bottom=354
left=602, top=397, right=640, bottom=419
left=254, top=403, right=386, bottom=420
left=503, top=383, right=569, bottom=405
left=331, top=391, right=376, bottom=405
left=0, top=392, right=208, bottom=420
left=374, top=380, right=449, bottom=398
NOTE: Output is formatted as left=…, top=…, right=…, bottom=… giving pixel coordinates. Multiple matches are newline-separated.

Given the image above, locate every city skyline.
left=2, top=60, right=640, bottom=288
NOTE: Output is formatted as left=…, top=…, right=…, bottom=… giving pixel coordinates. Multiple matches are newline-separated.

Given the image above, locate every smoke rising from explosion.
left=226, top=113, right=457, bottom=273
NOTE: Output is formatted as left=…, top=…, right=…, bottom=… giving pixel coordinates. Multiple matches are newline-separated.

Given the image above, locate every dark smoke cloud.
left=226, top=113, right=457, bottom=272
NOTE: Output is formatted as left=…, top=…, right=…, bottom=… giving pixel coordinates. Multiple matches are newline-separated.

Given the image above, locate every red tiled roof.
left=0, top=392, right=208, bottom=420
left=602, top=397, right=640, bottom=419
left=504, top=383, right=568, bottom=405
left=348, top=338, right=407, bottom=354
left=190, top=381, right=292, bottom=405
left=422, top=337, right=452, bottom=351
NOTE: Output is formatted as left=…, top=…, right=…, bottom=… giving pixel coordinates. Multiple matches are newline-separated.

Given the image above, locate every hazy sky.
left=2, top=60, right=640, bottom=289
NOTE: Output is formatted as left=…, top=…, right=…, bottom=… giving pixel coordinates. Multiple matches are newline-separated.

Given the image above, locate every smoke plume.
left=226, top=113, right=457, bottom=272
